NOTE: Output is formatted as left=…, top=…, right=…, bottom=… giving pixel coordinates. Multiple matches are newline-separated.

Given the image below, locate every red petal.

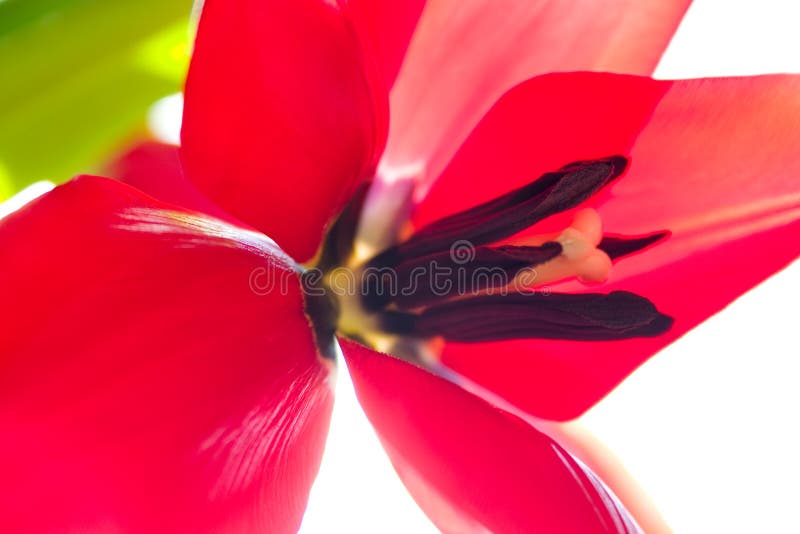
left=0, top=177, right=333, bottom=532
left=108, top=141, right=238, bottom=225
left=381, top=0, right=690, bottom=190
left=348, top=0, right=426, bottom=88
left=340, top=339, right=638, bottom=533
left=420, top=73, right=800, bottom=420
left=182, top=0, right=388, bottom=263
left=413, top=72, right=670, bottom=227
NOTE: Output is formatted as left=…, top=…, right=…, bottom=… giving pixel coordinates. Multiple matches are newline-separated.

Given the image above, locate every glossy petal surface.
left=423, top=73, right=800, bottom=420
left=382, top=0, right=691, bottom=191
left=0, top=177, right=333, bottom=533
left=341, top=339, right=638, bottom=533
left=182, top=0, right=387, bottom=263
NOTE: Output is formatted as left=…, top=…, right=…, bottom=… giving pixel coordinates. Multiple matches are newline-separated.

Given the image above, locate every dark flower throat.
left=305, top=156, right=672, bottom=358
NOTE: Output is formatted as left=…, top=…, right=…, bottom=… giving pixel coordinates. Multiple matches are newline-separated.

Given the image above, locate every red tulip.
left=2, top=0, right=799, bottom=532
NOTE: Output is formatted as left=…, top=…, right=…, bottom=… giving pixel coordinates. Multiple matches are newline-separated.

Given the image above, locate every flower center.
left=303, top=156, right=672, bottom=361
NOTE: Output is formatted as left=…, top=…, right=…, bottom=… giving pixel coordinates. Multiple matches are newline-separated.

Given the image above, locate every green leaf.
left=0, top=0, right=194, bottom=200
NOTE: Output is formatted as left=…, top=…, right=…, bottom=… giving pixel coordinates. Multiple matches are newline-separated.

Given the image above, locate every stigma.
left=510, top=208, right=612, bottom=288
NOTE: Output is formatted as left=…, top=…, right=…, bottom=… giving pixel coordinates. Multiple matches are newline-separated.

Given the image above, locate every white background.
left=300, top=1, right=800, bottom=533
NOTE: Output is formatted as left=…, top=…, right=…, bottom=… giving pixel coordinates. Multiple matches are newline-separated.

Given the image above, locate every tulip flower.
left=2, top=1, right=799, bottom=533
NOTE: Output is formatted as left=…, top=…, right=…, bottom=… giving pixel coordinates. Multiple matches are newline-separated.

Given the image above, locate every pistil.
left=510, top=208, right=612, bottom=288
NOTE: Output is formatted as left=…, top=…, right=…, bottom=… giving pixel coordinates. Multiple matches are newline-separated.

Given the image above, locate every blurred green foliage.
left=0, top=0, right=194, bottom=199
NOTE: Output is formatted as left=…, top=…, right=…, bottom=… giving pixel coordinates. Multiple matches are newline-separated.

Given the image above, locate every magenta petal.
left=341, top=339, right=638, bottom=533
left=109, top=141, right=239, bottom=225
left=412, top=72, right=669, bottom=227
left=182, top=0, right=388, bottom=263
left=0, top=177, right=333, bottom=532
left=348, top=0, right=426, bottom=88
